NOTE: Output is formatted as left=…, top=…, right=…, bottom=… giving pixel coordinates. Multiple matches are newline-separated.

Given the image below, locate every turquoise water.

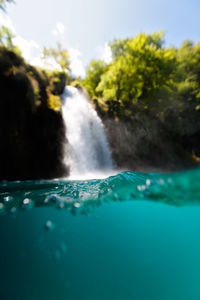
left=1, top=168, right=200, bottom=299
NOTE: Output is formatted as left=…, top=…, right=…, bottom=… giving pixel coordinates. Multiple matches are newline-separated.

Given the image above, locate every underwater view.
left=1, top=168, right=200, bottom=300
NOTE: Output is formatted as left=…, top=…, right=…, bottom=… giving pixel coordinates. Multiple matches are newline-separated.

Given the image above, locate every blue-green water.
left=1, top=168, right=200, bottom=300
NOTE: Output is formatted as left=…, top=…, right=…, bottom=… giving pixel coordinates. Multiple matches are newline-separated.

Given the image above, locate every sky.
left=0, top=0, right=200, bottom=77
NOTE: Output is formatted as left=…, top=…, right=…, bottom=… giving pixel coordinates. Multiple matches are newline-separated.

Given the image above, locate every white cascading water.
left=61, top=86, right=113, bottom=179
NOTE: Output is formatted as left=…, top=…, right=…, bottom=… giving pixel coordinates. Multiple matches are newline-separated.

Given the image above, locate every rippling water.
left=1, top=168, right=200, bottom=300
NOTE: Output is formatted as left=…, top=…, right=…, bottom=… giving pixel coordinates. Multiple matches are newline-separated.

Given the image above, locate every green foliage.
left=84, top=32, right=175, bottom=117
left=48, top=94, right=62, bottom=112
left=82, top=31, right=200, bottom=145
left=43, top=43, right=70, bottom=73
left=0, top=28, right=69, bottom=113
left=83, top=60, right=108, bottom=98
left=0, top=26, right=13, bottom=48
left=109, top=38, right=128, bottom=60
left=175, top=41, right=200, bottom=107
left=97, top=32, right=176, bottom=105
left=0, top=26, right=21, bottom=54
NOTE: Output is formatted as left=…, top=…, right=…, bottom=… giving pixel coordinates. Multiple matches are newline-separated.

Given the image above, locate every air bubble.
left=159, top=179, right=165, bottom=185
left=146, top=179, right=151, bottom=186
left=45, top=220, right=55, bottom=231
left=10, top=207, right=17, bottom=214
left=49, top=194, right=60, bottom=202
left=44, top=197, right=49, bottom=204
left=23, top=198, right=30, bottom=204
left=71, top=201, right=82, bottom=215
left=113, top=193, right=119, bottom=201
left=3, top=196, right=13, bottom=203
left=22, top=198, right=33, bottom=210
left=58, top=200, right=65, bottom=209
left=47, top=194, right=62, bottom=207
left=167, top=178, right=172, bottom=184
left=137, top=185, right=146, bottom=192
left=73, top=202, right=81, bottom=208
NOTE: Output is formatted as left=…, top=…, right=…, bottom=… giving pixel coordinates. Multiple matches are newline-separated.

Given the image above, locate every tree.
left=176, top=41, right=200, bottom=105
left=0, top=26, right=14, bottom=49
left=83, top=60, right=108, bottom=98
left=109, top=38, right=128, bottom=60
left=0, top=26, right=21, bottom=54
left=42, top=43, right=70, bottom=73
left=97, top=32, right=176, bottom=110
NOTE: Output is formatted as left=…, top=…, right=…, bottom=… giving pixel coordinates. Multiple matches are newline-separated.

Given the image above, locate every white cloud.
left=13, top=37, right=85, bottom=76
left=32, top=56, right=62, bottom=71
left=0, top=11, right=16, bottom=33
left=12, top=33, right=61, bottom=71
left=96, top=42, right=113, bottom=64
left=103, top=43, right=112, bottom=64
left=57, top=22, right=65, bottom=35
left=0, top=11, right=41, bottom=65
left=13, top=35, right=40, bottom=62
left=51, top=22, right=86, bottom=77
left=68, top=48, right=85, bottom=78
left=0, top=14, right=85, bottom=77
left=52, top=22, right=65, bottom=36
left=30, top=48, right=85, bottom=77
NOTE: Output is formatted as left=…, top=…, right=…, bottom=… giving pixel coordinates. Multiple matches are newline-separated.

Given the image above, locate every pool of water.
left=0, top=168, right=200, bottom=300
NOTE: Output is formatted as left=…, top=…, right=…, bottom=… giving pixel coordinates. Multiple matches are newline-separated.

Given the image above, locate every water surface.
left=0, top=168, right=200, bottom=300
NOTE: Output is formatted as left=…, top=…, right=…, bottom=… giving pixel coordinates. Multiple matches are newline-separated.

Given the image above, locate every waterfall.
left=61, top=86, right=113, bottom=179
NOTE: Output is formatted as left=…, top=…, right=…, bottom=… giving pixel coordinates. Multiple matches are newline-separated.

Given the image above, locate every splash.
left=61, top=86, right=113, bottom=179
left=1, top=168, right=200, bottom=215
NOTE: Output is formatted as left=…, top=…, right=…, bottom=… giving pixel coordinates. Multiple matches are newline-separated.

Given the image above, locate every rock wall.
left=103, top=113, right=198, bottom=173
left=0, top=47, right=68, bottom=180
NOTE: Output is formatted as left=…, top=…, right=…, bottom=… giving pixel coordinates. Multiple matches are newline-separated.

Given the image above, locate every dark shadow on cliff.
left=94, top=101, right=199, bottom=173
left=0, top=47, right=69, bottom=180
